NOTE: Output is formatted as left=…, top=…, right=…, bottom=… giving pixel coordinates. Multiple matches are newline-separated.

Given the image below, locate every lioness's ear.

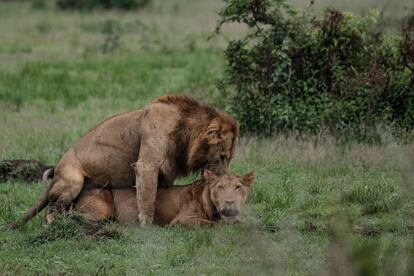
left=241, top=171, right=255, bottom=187
left=203, top=169, right=217, bottom=182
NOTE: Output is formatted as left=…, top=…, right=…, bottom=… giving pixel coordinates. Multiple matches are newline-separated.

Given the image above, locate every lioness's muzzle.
left=220, top=208, right=239, bottom=217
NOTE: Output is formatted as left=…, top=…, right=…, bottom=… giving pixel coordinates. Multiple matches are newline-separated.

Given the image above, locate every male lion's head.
left=201, top=116, right=239, bottom=175
left=204, top=169, right=255, bottom=223
left=158, top=95, right=239, bottom=176
left=184, top=112, right=239, bottom=176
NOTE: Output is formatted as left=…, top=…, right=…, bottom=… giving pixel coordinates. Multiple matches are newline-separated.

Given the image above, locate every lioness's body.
left=76, top=183, right=217, bottom=226
left=73, top=171, right=255, bottom=226
left=11, top=95, right=239, bottom=228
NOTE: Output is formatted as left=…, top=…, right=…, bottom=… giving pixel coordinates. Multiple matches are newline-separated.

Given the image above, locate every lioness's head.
left=204, top=169, right=255, bottom=222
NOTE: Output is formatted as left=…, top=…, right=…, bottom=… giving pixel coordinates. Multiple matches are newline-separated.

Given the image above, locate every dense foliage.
left=56, top=0, right=150, bottom=10
left=216, top=0, right=414, bottom=139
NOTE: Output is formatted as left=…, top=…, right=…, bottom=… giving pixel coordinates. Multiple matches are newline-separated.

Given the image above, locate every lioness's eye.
left=235, top=185, right=242, bottom=191
left=217, top=185, right=224, bottom=190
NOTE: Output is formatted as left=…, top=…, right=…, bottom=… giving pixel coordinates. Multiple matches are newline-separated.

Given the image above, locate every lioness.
left=49, top=170, right=255, bottom=226
left=11, top=95, right=239, bottom=228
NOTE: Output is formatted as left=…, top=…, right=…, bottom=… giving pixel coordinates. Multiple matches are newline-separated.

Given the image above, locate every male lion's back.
left=61, top=101, right=181, bottom=187
left=71, top=109, right=145, bottom=187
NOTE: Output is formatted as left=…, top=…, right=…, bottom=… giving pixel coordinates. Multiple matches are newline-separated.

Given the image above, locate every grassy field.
left=1, top=0, right=414, bottom=275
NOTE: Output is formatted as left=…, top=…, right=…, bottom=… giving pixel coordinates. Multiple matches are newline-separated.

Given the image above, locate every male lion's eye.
left=235, top=185, right=242, bottom=191
left=217, top=185, right=224, bottom=190
left=208, top=130, right=219, bottom=138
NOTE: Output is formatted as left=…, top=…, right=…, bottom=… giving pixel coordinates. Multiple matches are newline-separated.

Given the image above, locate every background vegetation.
left=216, top=0, right=414, bottom=139
left=1, top=0, right=414, bottom=275
left=55, top=0, right=151, bottom=11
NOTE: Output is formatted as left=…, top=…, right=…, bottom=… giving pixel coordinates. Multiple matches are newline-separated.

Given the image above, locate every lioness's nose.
left=225, top=199, right=235, bottom=205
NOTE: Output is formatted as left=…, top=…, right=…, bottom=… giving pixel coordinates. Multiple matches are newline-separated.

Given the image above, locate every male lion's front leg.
left=135, top=159, right=159, bottom=226
left=135, top=131, right=170, bottom=226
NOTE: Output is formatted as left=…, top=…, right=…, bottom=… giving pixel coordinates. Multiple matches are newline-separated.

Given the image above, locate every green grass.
left=1, top=0, right=414, bottom=275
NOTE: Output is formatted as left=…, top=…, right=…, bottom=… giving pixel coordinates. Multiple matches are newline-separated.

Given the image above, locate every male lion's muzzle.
left=205, top=161, right=228, bottom=176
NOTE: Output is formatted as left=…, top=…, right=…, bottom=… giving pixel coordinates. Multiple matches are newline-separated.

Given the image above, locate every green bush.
left=215, top=0, right=414, bottom=139
left=56, top=0, right=150, bottom=11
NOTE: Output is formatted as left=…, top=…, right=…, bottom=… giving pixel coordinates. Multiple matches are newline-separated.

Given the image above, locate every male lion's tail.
left=8, top=169, right=54, bottom=229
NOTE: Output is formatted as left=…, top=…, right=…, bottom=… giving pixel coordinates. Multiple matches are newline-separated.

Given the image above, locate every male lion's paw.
left=138, top=214, right=154, bottom=227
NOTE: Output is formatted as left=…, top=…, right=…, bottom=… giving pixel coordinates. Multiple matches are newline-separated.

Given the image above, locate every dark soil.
left=0, top=159, right=53, bottom=183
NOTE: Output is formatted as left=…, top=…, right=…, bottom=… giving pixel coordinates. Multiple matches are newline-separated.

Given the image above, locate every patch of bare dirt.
left=0, top=159, right=53, bottom=183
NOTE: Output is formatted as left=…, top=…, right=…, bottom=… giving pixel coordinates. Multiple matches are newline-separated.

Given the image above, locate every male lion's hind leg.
left=48, top=175, right=85, bottom=211
left=41, top=168, right=79, bottom=224
left=45, top=207, right=57, bottom=224
left=47, top=152, right=86, bottom=215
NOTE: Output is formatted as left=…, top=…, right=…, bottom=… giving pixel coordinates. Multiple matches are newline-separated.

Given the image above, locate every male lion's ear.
left=241, top=171, right=255, bottom=187
left=203, top=169, right=217, bottom=182
left=206, top=118, right=221, bottom=140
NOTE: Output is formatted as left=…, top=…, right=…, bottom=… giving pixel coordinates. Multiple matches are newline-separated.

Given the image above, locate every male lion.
left=46, top=169, right=255, bottom=226
left=11, top=95, right=239, bottom=228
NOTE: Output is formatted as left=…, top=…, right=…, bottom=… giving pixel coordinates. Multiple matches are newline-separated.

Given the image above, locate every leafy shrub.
left=56, top=0, right=150, bottom=11
left=215, top=0, right=414, bottom=139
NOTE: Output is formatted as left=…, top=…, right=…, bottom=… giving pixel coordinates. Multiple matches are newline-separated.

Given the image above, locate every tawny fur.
left=10, top=95, right=239, bottom=228
left=66, top=170, right=255, bottom=226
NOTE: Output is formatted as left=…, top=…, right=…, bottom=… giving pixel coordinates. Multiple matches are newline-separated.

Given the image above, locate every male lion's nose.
left=225, top=199, right=235, bottom=205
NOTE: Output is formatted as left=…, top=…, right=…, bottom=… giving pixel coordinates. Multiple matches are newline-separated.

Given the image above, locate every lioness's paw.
left=221, top=216, right=240, bottom=225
